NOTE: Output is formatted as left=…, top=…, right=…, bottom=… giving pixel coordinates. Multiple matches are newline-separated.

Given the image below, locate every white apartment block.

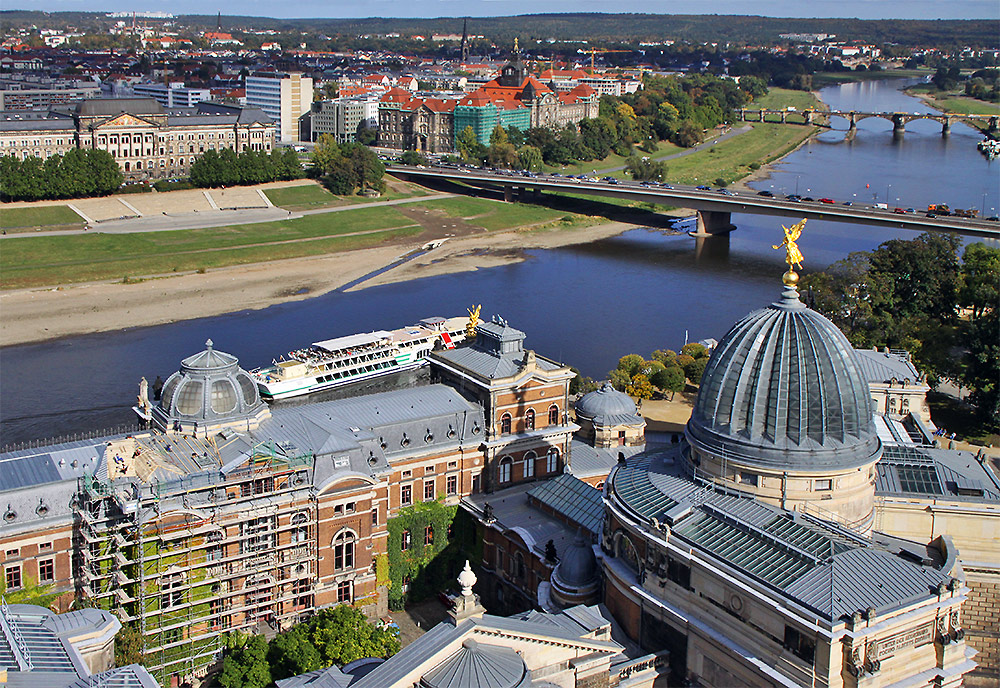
left=131, top=83, right=212, bottom=108
left=311, top=96, right=379, bottom=143
left=246, top=72, right=312, bottom=143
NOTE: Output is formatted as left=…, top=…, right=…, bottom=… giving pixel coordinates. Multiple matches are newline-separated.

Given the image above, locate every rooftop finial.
left=205, top=338, right=213, bottom=350
left=773, top=219, right=806, bottom=287
left=513, top=37, right=519, bottom=55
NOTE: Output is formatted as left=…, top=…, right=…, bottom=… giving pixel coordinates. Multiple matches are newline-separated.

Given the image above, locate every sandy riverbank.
left=0, top=221, right=644, bottom=347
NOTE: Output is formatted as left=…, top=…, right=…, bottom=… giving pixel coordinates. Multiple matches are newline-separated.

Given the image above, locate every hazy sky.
left=18, top=0, right=1000, bottom=20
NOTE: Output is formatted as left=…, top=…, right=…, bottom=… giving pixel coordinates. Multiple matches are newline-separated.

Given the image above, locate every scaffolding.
left=75, top=440, right=318, bottom=687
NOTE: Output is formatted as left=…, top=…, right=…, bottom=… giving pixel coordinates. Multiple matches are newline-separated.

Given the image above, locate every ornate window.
left=615, top=532, right=640, bottom=574
left=525, top=409, right=535, bottom=431
left=500, top=413, right=512, bottom=435
left=546, top=448, right=559, bottom=473
left=401, top=484, right=412, bottom=506
left=499, top=456, right=513, bottom=484
left=333, top=531, right=355, bottom=570
left=522, top=451, right=536, bottom=479
left=337, top=580, right=352, bottom=603
left=548, top=405, right=559, bottom=426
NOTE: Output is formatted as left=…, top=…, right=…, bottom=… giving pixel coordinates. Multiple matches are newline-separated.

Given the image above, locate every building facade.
left=246, top=72, right=312, bottom=143
left=131, top=83, right=212, bottom=109
left=0, top=98, right=275, bottom=181
left=311, top=95, right=379, bottom=144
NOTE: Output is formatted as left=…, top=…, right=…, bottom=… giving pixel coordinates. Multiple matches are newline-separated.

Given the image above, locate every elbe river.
left=1, top=78, right=997, bottom=445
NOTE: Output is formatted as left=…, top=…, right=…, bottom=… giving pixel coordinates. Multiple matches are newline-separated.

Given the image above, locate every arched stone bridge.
left=737, top=108, right=999, bottom=135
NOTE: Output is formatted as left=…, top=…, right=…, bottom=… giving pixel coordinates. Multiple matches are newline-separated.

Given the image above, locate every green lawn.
left=0, top=205, right=84, bottom=231
left=541, top=139, right=682, bottom=176
left=263, top=184, right=340, bottom=210
left=659, top=122, right=815, bottom=186
left=413, top=196, right=572, bottom=231
left=1, top=206, right=421, bottom=289
left=751, top=87, right=822, bottom=112
left=921, top=95, right=1000, bottom=116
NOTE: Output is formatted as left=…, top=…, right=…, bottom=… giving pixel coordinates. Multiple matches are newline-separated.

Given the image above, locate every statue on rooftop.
left=773, top=218, right=806, bottom=284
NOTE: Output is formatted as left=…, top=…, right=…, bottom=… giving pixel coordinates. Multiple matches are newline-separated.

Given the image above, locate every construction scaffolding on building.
left=76, top=434, right=317, bottom=687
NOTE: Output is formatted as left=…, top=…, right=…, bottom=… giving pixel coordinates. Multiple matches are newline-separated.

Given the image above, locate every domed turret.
left=575, top=382, right=645, bottom=448
left=550, top=532, right=600, bottom=608
left=685, top=282, right=881, bottom=533
left=153, top=339, right=269, bottom=435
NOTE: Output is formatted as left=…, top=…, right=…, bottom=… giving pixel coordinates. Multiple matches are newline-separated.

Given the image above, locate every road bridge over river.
left=737, top=108, right=999, bottom=135
left=388, top=165, right=1000, bottom=240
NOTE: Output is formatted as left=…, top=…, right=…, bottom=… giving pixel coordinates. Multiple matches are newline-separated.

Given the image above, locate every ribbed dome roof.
left=155, top=339, right=266, bottom=429
left=421, top=639, right=525, bottom=688
left=576, top=383, right=640, bottom=426
left=553, top=532, right=598, bottom=588
left=687, top=285, right=879, bottom=471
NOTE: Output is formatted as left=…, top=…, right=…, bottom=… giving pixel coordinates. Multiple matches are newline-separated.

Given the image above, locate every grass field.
left=0, top=205, right=84, bottom=231
left=661, top=123, right=815, bottom=186
left=263, top=184, right=340, bottom=210
left=916, top=93, right=1000, bottom=116
left=412, top=196, right=576, bottom=231
left=751, top=88, right=822, bottom=112
left=1, top=206, right=422, bottom=289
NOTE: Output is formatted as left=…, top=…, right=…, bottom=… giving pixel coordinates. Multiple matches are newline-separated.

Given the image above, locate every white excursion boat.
left=249, top=316, right=472, bottom=401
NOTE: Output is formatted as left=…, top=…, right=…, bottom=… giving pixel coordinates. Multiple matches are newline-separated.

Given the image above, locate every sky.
left=16, top=0, right=1000, bottom=20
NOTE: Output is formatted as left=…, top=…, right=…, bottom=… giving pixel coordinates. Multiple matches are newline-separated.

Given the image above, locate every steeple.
left=460, top=18, right=469, bottom=64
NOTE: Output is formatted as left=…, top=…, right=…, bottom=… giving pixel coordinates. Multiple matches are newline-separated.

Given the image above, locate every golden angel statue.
left=773, top=219, right=806, bottom=270
left=466, top=304, right=481, bottom=339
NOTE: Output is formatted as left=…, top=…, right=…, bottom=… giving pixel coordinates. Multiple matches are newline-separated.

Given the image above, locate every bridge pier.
left=690, top=210, right=736, bottom=237
left=759, top=110, right=765, bottom=122
left=848, top=113, right=857, bottom=130
left=942, top=118, right=951, bottom=135
left=503, top=185, right=514, bottom=202
left=892, top=114, right=906, bottom=135
left=780, top=112, right=787, bottom=124
left=989, top=116, right=999, bottom=134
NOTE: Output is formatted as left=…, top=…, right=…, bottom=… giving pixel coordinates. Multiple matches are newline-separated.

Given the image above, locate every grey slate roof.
left=688, top=284, right=880, bottom=472
left=574, top=383, right=642, bottom=427
left=875, top=443, right=1000, bottom=502
left=526, top=473, right=604, bottom=535
left=0, top=118, right=76, bottom=131
left=75, top=98, right=164, bottom=116
left=568, top=438, right=643, bottom=480
left=853, top=349, right=922, bottom=384
left=432, top=319, right=562, bottom=381
left=63, top=665, right=160, bottom=688
left=609, top=447, right=953, bottom=621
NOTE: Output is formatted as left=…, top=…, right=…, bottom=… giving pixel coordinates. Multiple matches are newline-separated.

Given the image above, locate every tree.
left=456, top=125, right=485, bottom=163
left=400, top=150, right=428, bottom=166
left=675, top=120, right=702, bottom=148
left=268, top=626, right=323, bottom=679
left=651, top=349, right=677, bottom=365
left=868, top=232, right=961, bottom=323
left=616, top=354, right=647, bottom=378
left=115, top=623, right=144, bottom=667
left=682, top=357, right=709, bottom=385
left=651, top=365, right=685, bottom=399
left=963, top=308, right=1000, bottom=429
left=680, top=343, right=708, bottom=360
left=218, top=632, right=272, bottom=688
left=356, top=122, right=377, bottom=146
left=626, top=373, right=654, bottom=400
left=516, top=145, right=543, bottom=172
left=625, top=155, right=666, bottom=181
left=305, top=606, right=400, bottom=667
left=959, top=243, right=1000, bottom=321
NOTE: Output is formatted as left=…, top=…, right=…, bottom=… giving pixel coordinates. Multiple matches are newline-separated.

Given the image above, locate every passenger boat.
left=250, top=316, right=470, bottom=400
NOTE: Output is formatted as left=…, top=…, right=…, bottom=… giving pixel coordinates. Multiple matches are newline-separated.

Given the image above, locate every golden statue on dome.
left=466, top=304, right=481, bottom=338
left=773, top=219, right=806, bottom=285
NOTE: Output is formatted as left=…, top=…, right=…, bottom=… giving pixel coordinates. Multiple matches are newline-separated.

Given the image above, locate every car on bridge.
left=757, top=190, right=774, bottom=197
left=696, top=185, right=711, bottom=190
left=819, top=198, right=835, bottom=204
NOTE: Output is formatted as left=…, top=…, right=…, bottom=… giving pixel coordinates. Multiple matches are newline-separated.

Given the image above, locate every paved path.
left=0, top=193, right=458, bottom=239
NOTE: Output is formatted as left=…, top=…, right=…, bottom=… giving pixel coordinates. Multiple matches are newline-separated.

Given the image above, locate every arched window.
left=522, top=451, right=536, bottom=479
left=516, top=552, right=526, bottom=580
left=500, top=413, right=511, bottom=435
left=548, top=405, right=559, bottom=426
left=615, top=532, right=640, bottom=574
left=499, top=456, right=512, bottom=484
left=524, top=409, right=535, bottom=431
left=546, top=448, right=559, bottom=473
left=333, top=531, right=355, bottom=571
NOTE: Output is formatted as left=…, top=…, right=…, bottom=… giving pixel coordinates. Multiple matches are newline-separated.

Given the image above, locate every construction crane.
left=582, top=47, right=632, bottom=73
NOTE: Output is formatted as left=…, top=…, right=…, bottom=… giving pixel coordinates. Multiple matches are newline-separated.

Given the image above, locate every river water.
left=1, top=78, right=997, bottom=445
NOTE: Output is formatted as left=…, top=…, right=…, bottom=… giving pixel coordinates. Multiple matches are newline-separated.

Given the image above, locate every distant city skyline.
left=13, top=0, right=1000, bottom=20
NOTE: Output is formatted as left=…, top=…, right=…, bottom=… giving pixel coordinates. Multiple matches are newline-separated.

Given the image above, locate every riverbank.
left=0, top=220, right=644, bottom=347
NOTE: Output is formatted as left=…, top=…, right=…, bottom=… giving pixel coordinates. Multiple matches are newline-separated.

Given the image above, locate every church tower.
left=498, top=37, right=528, bottom=87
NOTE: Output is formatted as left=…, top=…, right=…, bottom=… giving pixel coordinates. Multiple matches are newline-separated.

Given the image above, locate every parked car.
left=696, top=184, right=711, bottom=190
left=843, top=201, right=853, bottom=206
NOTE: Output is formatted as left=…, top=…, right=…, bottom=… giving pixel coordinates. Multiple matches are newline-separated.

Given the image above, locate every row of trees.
left=310, top=134, right=386, bottom=195
left=454, top=73, right=761, bottom=170
left=802, top=234, right=999, bottom=428
left=188, top=147, right=304, bottom=188
left=1, top=149, right=123, bottom=202
left=218, top=606, right=400, bottom=688
left=606, top=343, right=713, bottom=400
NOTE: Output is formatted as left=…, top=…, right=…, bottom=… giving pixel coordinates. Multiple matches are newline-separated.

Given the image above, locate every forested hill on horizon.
left=2, top=11, right=998, bottom=48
